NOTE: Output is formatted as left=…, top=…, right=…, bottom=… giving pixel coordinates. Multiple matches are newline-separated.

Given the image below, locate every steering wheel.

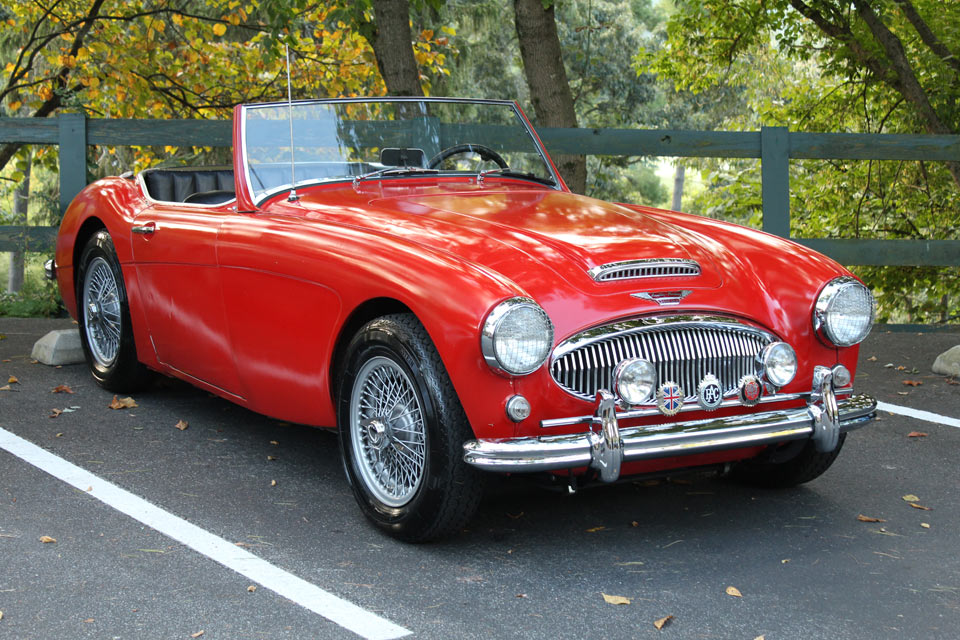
left=428, top=143, right=508, bottom=170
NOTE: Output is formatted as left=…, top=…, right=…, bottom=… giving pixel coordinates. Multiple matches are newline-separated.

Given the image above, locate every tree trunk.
left=7, top=157, right=31, bottom=293
left=369, top=0, right=424, bottom=96
left=513, top=0, right=586, bottom=193
left=671, top=163, right=685, bottom=212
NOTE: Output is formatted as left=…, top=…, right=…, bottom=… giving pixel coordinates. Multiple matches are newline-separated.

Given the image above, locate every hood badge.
left=631, top=290, right=692, bottom=306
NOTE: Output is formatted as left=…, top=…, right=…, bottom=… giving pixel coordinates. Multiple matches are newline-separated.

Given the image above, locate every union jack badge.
left=697, top=374, right=724, bottom=411
left=738, top=374, right=762, bottom=406
left=657, top=382, right=684, bottom=416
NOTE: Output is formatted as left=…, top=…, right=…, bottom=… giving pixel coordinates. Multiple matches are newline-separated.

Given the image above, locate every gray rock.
left=932, top=344, right=960, bottom=377
left=31, top=329, right=85, bottom=365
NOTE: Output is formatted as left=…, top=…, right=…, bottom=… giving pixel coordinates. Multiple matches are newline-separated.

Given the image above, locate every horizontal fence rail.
left=0, top=113, right=958, bottom=266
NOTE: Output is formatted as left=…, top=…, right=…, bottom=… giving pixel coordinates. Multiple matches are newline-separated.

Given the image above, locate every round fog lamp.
left=759, top=341, right=797, bottom=388
left=614, top=358, right=657, bottom=406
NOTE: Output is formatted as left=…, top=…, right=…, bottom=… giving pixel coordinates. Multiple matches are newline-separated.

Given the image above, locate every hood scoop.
left=588, top=258, right=701, bottom=282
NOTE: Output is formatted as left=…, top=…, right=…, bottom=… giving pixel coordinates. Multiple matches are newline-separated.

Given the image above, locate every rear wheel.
left=731, top=434, right=846, bottom=488
left=76, top=230, right=153, bottom=392
left=337, top=314, right=483, bottom=542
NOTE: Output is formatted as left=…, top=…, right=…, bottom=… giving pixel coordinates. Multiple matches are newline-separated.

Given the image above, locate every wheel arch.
left=329, top=297, right=414, bottom=406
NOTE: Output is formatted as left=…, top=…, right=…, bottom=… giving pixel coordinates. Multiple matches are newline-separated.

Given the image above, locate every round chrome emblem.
left=657, top=382, right=684, bottom=416
left=697, top=374, right=724, bottom=411
left=738, top=375, right=762, bottom=406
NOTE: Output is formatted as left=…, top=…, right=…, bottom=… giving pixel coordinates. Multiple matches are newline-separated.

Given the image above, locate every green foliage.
left=0, top=256, right=61, bottom=317
left=637, top=0, right=960, bottom=323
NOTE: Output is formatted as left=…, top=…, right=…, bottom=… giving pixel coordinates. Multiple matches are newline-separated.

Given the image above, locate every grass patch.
left=0, top=254, right=63, bottom=317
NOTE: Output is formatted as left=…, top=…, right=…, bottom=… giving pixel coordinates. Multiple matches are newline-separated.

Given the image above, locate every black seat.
left=183, top=190, right=236, bottom=205
left=142, top=167, right=234, bottom=203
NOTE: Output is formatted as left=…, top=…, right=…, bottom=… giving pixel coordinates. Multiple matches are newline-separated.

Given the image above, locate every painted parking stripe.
left=877, top=402, right=960, bottom=429
left=0, top=426, right=411, bottom=640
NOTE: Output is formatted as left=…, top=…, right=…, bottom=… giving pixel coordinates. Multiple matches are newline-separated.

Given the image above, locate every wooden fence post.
left=58, top=112, right=88, bottom=215
left=760, top=126, right=790, bottom=238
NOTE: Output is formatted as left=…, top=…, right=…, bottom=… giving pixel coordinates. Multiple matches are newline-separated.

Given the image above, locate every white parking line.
left=0, top=426, right=411, bottom=640
left=877, top=402, right=960, bottom=429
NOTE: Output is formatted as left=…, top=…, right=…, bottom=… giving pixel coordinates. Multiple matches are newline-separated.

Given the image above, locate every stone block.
left=932, top=344, right=960, bottom=377
left=32, top=329, right=85, bottom=366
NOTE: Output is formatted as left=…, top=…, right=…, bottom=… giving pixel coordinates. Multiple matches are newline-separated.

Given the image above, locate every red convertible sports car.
left=51, top=97, right=877, bottom=541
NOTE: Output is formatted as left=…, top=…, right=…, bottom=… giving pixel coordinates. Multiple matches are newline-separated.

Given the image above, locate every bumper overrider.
left=463, top=366, right=876, bottom=483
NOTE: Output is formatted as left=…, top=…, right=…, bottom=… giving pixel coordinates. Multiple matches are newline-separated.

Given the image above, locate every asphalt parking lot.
left=2, top=317, right=960, bottom=639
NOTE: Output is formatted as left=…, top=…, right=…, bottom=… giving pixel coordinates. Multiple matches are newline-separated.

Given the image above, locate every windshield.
left=241, top=98, right=557, bottom=202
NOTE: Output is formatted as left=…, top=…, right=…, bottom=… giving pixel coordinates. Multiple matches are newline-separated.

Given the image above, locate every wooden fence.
left=1, top=112, right=959, bottom=266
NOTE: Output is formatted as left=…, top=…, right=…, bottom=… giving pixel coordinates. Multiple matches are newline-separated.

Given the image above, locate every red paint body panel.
left=54, top=104, right=867, bottom=479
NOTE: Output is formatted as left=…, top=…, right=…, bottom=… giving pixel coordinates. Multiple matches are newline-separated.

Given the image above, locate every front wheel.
left=337, top=314, right=483, bottom=542
left=76, top=229, right=153, bottom=392
left=730, top=434, right=846, bottom=488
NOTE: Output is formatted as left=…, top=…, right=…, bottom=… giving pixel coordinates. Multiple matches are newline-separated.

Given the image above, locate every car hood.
left=294, top=183, right=847, bottom=340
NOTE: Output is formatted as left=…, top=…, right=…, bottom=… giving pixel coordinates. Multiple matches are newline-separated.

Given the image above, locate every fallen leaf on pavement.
left=653, top=615, right=674, bottom=630
left=921, top=523, right=930, bottom=529
left=52, top=384, right=74, bottom=394
left=84, top=618, right=94, bottom=623
left=191, top=632, right=204, bottom=638
left=946, top=378, right=958, bottom=385
left=0, top=385, right=10, bottom=391
left=516, top=593, right=527, bottom=598
left=867, top=356, right=877, bottom=361
left=586, top=526, right=606, bottom=533
left=270, top=480, right=277, bottom=487
left=602, top=593, right=631, bottom=605
left=0, top=610, right=4, bottom=620
left=174, top=420, right=189, bottom=431
left=631, top=521, right=639, bottom=527
left=755, top=636, right=765, bottom=640
left=39, top=536, right=56, bottom=543
left=109, top=395, right=137, bottom=409
left=902, top=494, right=920, bottom=502
left=725, top=586, right=743, bottom=597
left=896, top=365, right=906, bottom=371
left=614, top=561, right=645, bottom=566
left=8, top=376, right=18, bottom=384
left=857, top=514, right=886, bottom=523
left=909, top=503, right=932, bottom=511
left=907, top=431, right=927, bottom=438
left=247, top=585, right=256, bottom=593
left=902, top=380, right=922, bottom=387
left=270, top=440, right=279, bottom=445
left=49, top=409, right=63, bottom=419
left=896, top=391, right=909, bottom=395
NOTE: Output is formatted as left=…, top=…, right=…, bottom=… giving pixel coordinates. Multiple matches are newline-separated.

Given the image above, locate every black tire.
left=730, top=434, right=846, bottom=488
left=76, top=230, right=153, bottom=392
left=337, top=313, right=483, bottom=542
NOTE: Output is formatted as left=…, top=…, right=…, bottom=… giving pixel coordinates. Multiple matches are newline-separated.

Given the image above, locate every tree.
left=513, top=0, right=586, bottom=193
left=641, top=0, right=960, bottom=322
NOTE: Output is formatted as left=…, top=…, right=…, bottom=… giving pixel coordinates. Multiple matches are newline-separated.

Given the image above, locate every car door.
left=131, top=201, right=244, bottom=397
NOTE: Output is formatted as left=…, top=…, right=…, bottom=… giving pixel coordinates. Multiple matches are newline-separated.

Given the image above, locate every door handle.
left=132, top=223, right=155, bottom=235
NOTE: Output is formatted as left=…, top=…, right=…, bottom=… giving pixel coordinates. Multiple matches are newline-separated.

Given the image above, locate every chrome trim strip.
left=463, top=394, right=876, bottom=475
left=588, top=258, right=701, bottom=282
left=539, top=386, right=854, bottom=428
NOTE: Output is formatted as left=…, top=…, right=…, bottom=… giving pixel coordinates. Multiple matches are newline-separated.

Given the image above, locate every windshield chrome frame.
left=239, top=97, right=561, bottom=206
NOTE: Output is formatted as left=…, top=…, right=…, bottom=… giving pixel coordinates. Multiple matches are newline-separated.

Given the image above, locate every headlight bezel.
left=813, top=276, right=876, bottom=347
left=481, top=297, right=554, bottom=376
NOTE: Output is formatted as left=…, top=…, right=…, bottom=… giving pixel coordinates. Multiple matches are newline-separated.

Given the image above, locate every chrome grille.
left=550, top=318, right=775, bottom=402
left=589, top=259, right=700, bottom=282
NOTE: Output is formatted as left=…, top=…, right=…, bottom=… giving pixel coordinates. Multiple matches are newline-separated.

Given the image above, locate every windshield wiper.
left=353, top=166, right=439, bottom=186
left=478, top=168, right=557, bottom=187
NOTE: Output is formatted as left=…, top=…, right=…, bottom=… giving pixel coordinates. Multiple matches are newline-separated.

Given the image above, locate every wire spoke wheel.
left=82, top=256, right=122, bottom=368
left=350, top=355, right=427, bottom=507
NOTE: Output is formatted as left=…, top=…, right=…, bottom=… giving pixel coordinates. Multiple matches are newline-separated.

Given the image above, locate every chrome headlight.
left=758, top=341, right=797, bottom=388
left=813, top=277, right=875, bottom=347
left=481, top=298, right=554, bottom=375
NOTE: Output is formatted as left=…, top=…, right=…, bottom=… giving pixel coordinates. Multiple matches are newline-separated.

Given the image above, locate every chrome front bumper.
left=463, top=372, right=876, bottom=483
